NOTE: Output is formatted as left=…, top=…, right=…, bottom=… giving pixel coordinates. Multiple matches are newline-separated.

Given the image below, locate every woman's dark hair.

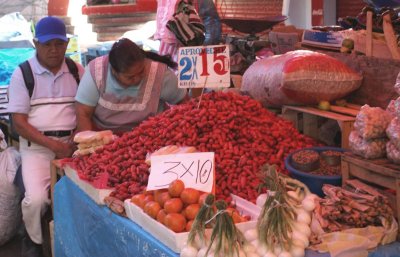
left=109, top=38, right=177, bottom=72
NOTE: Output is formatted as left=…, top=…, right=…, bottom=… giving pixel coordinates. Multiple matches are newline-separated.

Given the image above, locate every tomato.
left=184, top=203, right=200, bottom=220
left=226, top=207, right=243, bottom=224
left=155, top=191, right=172, bottom=208
left=156, top=209, right=167, bottom=224
left=144, top=201, right=161, bottom=219
left=164, top=198, right=184, bottom=213
left=180, top=188, right=200, bottom=205
left=186, top=219, right=194, bottom=232
left=164, top=213, right=187, bottom=233
left=168, top=179, right=185, bottom=197
left=131, top=193, right=146, bottom=209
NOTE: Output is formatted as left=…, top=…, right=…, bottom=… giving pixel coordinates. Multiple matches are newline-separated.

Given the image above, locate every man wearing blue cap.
left=8, top=16, right=84, bottom=257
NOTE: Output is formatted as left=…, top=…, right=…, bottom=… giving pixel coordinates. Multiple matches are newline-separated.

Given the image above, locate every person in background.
left=75, top=38, right=187, bottom=134
left=7, top=16, right=84, bottom=257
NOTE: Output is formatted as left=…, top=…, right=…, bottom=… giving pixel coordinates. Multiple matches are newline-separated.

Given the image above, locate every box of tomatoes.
left=124, top=187, right=261, bottom=253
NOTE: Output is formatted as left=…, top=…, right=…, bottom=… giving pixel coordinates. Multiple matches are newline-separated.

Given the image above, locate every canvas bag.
left=166, top=0, right=205, bottom=46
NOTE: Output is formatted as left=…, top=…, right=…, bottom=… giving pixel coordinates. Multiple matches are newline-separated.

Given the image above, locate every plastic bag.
left=349, top=130, right=387, bottom=159
left=386, top=99, right=396, bottom=118
left=386, top=141, right=400, bottom=164
left=73, top=130, right=116, bottom=157
left=0, top=147, right=22, bottom=246
left=145, top=145, right=197, bottom=165
left=386, top=117, right=400, bottom=148
left=354, top=105, right=392, bottom=140
left=394, top=71, right=400, bottom=95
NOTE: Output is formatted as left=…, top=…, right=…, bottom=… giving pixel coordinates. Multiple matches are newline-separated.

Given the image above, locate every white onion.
left=246, top=252, right=260, bottom=257
left=256, top=193, right=268, bottom=207
left=244, top=228, right=259, bottom=242
left=251, top=239, right=260, bottom=248
left=197, top=248, right=207, bottom=257
left=287, top=190, right=301, bottom=203
left=290, top=245, right=305, bottom=257
left=301, top=198, right=316, bottom=212
left=291, top=231, right=309, bottom=248
left=295, top=209, right=311, bottom=225
left=278, top=251, right=292, bottom=257
left=181, top=245, right=199, bottom=257
left=257, top=243, right=270, bottom=256
left=292, top=222, right=311, bottom=237
left=273, top=245, right=283, bottom=255
left=264, top=251, right=278, bottom=257
left=242, top=243, right=257, bottom=254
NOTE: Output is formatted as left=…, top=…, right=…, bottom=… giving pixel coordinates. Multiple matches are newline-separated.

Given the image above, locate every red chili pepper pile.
left=71, top=91, right=317, bottom=203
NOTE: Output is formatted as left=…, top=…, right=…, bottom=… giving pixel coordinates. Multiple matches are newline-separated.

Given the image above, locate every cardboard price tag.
left=147, top=152, right=214, bottom=192
left=178, top=45, right=230, bottom=88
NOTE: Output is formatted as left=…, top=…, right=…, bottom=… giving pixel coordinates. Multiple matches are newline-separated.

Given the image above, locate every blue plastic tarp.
left=0, top=48, right=34, bottom=86
left=54, top=176, right=400, bottom=257
left=54, top=177, right=179, bottom=257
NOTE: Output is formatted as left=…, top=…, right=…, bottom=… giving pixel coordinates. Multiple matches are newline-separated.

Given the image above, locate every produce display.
left=70, top=92, right=317, bottom=204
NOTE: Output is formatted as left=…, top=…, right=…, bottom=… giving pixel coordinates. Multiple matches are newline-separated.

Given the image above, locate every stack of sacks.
left=349, top=105, right=391, bottom=159
left=73, top=130, right=116, bottom=156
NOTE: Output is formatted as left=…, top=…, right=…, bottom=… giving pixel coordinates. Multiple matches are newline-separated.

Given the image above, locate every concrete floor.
left=0, top=232, right=22, bottom=257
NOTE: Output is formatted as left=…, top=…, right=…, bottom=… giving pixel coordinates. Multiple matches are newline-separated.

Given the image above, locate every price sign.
left=178, top=45, right=230, bottom=88
left=147, top=152, right=214, bottom=192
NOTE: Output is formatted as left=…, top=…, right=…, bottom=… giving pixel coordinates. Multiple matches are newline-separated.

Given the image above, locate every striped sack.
left=166, top=0, right=205, bottom=46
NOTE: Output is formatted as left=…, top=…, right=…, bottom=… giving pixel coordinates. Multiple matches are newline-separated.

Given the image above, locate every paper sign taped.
left=177, top=44, right=230, bottom=88
left=147, top=152, right=214, bottom=192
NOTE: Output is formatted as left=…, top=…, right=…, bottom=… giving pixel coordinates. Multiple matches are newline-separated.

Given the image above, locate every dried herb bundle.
left=257, top=164, right=296, bottom=250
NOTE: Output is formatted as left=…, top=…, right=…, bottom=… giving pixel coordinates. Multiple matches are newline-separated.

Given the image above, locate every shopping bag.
left=166, top=0, right=205, bottom=46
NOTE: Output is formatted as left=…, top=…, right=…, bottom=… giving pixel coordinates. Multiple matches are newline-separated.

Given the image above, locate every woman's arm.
left=75, top=102, right=96, bottom=132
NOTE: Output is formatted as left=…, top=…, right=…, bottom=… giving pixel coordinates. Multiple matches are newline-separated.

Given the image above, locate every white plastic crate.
left=64, top=165, right=113, bottom=205
left=124, top=194, right=261, bottom=253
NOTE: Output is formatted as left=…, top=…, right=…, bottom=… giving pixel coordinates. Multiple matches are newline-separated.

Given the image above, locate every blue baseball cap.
left=34, top=16, right=68, bottom=43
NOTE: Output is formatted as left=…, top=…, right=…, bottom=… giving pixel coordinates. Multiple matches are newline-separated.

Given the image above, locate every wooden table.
left=281, top=104, right=361, bottom=149
left=50, top=159, right=64, bottom=215
left=341, top=152, right=400, bottom=223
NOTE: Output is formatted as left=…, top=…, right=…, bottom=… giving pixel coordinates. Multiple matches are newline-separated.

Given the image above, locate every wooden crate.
left=281, top=104, right=361, bottom=149
left=341, top=152, right=400, bottom=223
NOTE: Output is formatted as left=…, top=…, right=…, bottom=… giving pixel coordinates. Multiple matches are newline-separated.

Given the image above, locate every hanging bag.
left=166, top=0, right=205, bottom=46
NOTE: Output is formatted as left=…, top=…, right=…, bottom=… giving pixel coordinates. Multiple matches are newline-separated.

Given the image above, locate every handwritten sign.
left=147, top=152, right=214, bottom=192
left=178, top=45, right=230, bottom=88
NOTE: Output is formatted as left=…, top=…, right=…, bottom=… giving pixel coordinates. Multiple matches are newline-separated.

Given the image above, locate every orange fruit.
left=226, top=207, right=243, bottom=224
left=131, top=193, right=146, bottom=209
left=168, top=179, right=185, bottom=197
left=164, top=213, right=187, bottom=233
left=155, top=191, right=172, bottom=208
left=180, top=188, right=200, bottom=205
left=184, top=203, right=201, bottom=220
left=154, top=189, right=168, bottom=200
left=164, top=198, right=184, bottom=213
left=144, top=201, right=161, bottom=219
left=186, top=219, right=194, bottom=232
left=156, top=209, right=167, bottom=224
